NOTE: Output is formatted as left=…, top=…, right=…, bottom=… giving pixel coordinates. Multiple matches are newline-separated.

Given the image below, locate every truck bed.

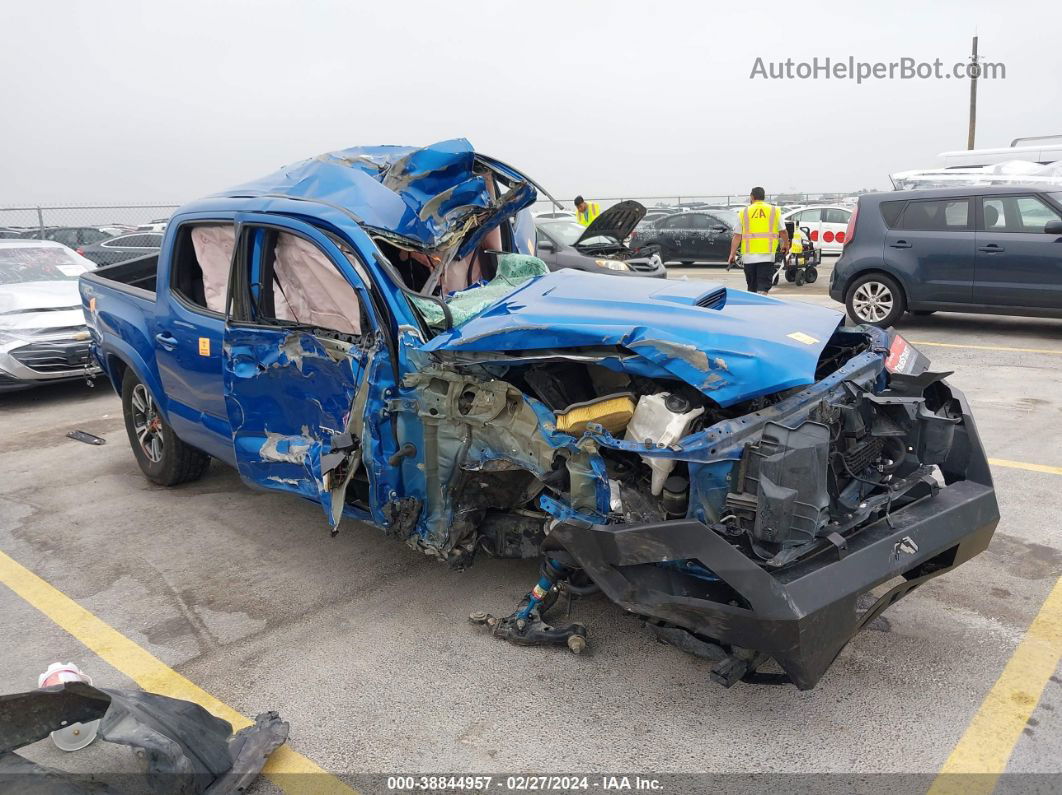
left=88, top=253, right=158, bottom=294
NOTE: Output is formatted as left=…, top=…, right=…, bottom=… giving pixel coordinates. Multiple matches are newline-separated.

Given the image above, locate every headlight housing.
left=594, top=259, right=629, bottom=271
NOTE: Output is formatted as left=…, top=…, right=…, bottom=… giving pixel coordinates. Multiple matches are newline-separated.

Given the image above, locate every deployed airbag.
left=274, top=233, right=362, bottom=335
left=190, top=225, right=236, bottom=313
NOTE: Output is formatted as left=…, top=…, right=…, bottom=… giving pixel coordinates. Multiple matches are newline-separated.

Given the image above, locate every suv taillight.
left=842, top=206, right=858, bottom=247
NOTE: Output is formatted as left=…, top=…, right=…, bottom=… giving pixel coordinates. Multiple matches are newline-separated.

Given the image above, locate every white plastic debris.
left=625, top=393, right=704, bottom=496
left=38, top=662, right=100, bottom=751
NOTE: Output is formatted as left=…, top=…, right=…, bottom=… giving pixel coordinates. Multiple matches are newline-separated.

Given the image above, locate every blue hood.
left=422, top=270, right=846, bottom=407
left=217, top=138, right=536, bottom=259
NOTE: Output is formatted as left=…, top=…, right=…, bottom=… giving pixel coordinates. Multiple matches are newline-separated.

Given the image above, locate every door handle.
left=978, top=244, right=1005, bottom=253
left=155, top=332, right=178, bottom=351
left=889, top=240, right=912, bottom=249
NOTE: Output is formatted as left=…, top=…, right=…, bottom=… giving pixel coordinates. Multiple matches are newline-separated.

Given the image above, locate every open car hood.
left=575, top=200, right=646, bottom=246
left=421, top=270, right=845, bottom=407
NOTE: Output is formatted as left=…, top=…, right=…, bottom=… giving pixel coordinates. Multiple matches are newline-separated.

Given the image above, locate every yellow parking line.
left=989, top=458, right=1062, bottom=477
left=0, top=549, right=357, bottom=795
left=908, top=340, right=1062, bottom=356
left=928, top=576, right=1062, bottom=795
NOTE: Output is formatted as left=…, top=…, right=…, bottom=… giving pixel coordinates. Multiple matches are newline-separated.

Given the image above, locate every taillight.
left=842, top=206, right=858, bottom=247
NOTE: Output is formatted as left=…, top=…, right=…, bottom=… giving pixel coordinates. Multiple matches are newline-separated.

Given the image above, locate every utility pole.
left=967, top=35, right=979, bottom=150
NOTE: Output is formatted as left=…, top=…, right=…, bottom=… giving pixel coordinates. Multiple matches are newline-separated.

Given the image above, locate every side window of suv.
left=879, top=201, right=906, bottom=228
left=981, top=195, right=1062, bottom=233
left=898, top=198, right=971, bottom=232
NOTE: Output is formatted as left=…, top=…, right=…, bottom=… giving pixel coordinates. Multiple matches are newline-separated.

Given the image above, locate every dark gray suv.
left=830, top=186, right=1062, bottom=327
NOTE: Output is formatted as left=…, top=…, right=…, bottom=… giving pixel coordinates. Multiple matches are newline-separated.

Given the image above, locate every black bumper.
left=550, top=480, right=997, bottom=688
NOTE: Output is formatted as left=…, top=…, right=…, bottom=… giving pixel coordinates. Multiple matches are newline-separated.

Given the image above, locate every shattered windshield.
left=537, top=220, right=616, bottom=248
left=0, top=246, right=91, bottom=284
left=410, top=253, right=549, bottom=329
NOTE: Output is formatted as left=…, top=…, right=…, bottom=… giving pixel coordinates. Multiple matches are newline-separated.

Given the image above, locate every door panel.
left=701, top=214, right=732, bottom=261
left=682, top=214, right=713, bottom=260
left=223, top=215, right=375, bottom=529
left=654, top=214, right=688, bottom=260
left=224, top=325, right=365, bottom=525
left=154, top=220, right=236, bottom=461
left=885, top=198, right=975, bottom=305
left=974, top=195, right=1062, bottom=309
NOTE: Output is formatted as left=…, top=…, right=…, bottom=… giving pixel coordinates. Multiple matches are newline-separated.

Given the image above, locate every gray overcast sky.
left=2, top=0, right=1060, bottom=205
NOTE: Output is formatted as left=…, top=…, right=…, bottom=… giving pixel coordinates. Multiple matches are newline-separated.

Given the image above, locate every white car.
left=533, top=210, right=577, bottom=221
left=0, top=240, right=100, bottom=391
left=783, top=205, right=853, bottom=253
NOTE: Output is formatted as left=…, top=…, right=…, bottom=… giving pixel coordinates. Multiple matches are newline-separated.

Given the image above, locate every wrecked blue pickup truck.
left=81, top=140, right=999, bottom=689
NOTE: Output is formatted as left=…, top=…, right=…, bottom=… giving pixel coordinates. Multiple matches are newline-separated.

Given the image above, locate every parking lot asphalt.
left=1, top=255, right=1061, bottom=792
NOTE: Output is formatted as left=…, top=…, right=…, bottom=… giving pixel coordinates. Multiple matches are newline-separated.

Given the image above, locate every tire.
left=845, top=273, right=906, bottom=328
left=795, top=270, right=806, bottom=287
left=784, top=267, right=797, bottom=283
left=121, top=370, right=210, bottom=486
left=911, top=310, right=936, bottom=316
left=805, top=266, right=818, bottom=284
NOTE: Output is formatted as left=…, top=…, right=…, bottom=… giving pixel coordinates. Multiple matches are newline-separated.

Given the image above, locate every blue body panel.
left=82, top=137, right=854, bottom=549
left=423, top=269, right=844, bottom=407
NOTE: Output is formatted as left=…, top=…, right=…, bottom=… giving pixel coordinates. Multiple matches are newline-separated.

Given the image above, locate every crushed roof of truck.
left=214, top=138, right=536, bottom=258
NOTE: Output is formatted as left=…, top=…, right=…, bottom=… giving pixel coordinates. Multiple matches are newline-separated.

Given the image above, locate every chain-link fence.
left=531, top=192, right=859, bottom=215
left=0, top=204, right=181, bottom=246
left=1, top=193, right=860, bottom=243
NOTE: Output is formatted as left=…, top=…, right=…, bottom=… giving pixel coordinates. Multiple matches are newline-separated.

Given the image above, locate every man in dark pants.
left=727, top=187, right=789, bottom=294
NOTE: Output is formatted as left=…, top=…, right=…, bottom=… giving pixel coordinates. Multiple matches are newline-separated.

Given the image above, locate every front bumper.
left=0, top=337, right=99, bottom=391
left=625, top=252, right=667, bottom=278
left=547, top=385, right=1000, bottom=689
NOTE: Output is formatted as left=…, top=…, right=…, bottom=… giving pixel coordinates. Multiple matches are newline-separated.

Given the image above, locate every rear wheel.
left=121, top=371, right=209, bottom=486
left=784, top=267, right=797, bottom=283
left=805, top=266, right=818, bottom=284
left=845, top=273, right=906, bottom=328
left=795, top=270, right=806, bottom=286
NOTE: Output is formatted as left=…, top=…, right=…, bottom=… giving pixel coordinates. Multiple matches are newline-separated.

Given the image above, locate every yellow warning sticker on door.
left=787, top=331, right=819, bottom=345
left=198, top=337, right=211, bottom=356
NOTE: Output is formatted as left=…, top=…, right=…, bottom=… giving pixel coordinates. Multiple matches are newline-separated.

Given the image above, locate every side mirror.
left=1045, top=220, right=1062, bottom=235
left=536, top=239, right=556, bottom=253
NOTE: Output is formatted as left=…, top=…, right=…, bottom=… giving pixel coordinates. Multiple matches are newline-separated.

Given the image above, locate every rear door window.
left=898, top=198, right=971, bottom=231
left=170, top=223, right=236, bottom=313
left=824, top=208, right=851, bottom=224
left=879, top=201, right=906, bottom=228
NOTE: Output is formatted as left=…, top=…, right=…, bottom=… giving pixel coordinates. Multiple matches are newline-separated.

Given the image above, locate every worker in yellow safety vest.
left=727, top=186, right=789, bottom=294
left=574, top=195, right=601, bottom=226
